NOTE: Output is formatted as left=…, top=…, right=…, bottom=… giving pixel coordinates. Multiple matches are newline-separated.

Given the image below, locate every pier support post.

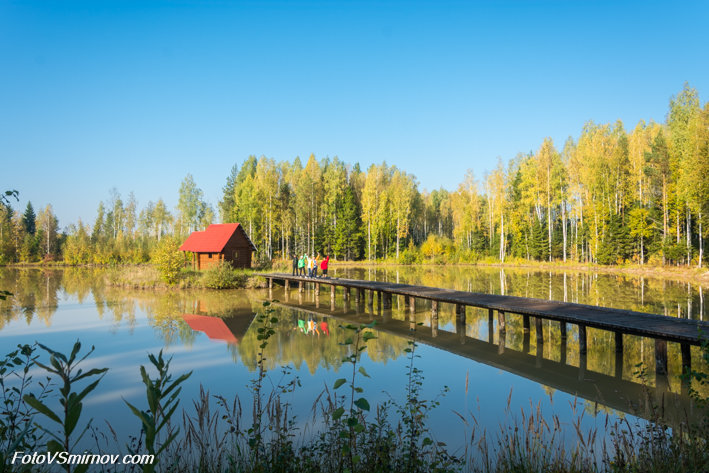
left=383, top=293, right=392, bottom=309
left=330, top=285, right=336, bottom=311
left=579, top=325, right=587, bottom=355
left=681, top=343, right=692, bottom=395
left=315, top=283, right=320, bottom=296
left=268, top=278, right=272, bottom=289
left=285, top=280, right=290, bottom=291
left=456, top=304, right=465, bottom=323
left=409, top=296, right=415, bottom=318
left=579, top=351, right=587, bottom=381
left=344, top=287, right=350, bottom=301
left=498, top=327, right=506, bottom=354
left=431, top=301, right=439, bottom=337
left=497, top=310, right=506, bottom=332
left=655, top=339, right=668, bottom=376
left=613, top=333, right=622, bottom=382
left=560, top=322, right=567, bottom=339
left=535, top=317, right=543, bottom=346
left=615, top=350, right=623, bottom=379
left=367, top=290, right=373, bottom=311
left=488, top=308, right=494, bottom=344
left=560, top=334, right=567, bottom=365
left=535, top=318, right=544, bottom=366
left=299, top=281, right=304, bottom=293
left=455, top=305, right=466, bottom=343
left=615, top=332, right=623, bottom=353
left=655, top=339, right=669, bottom=392
left=523, top=330, right=530, bottom=354
left=523, top=315, right=530, bottom=332
left=681, top=343, right=691, bottom=376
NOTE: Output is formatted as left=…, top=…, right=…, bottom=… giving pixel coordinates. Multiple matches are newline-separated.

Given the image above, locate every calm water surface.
left=0, top=266, right=706, bottom=456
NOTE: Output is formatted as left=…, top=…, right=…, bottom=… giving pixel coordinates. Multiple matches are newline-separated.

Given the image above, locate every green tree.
left=389, top=168, right=416, bottom=261
left=219, top=164, right=239, bottom=223
left=321, top=157, right=347, bottom=256
left=334, top=185, right=362, bottom=260
left=22, top=201, right=36, bottom=235
left=177, top=174, right=206, bottom=236
left=36, top=204, right=59, bottom=259
left=152, top=199, right=171, bottom=241
left=92, top=202, right=105, bottom=244
left=628, top=207, right=652, bottom=264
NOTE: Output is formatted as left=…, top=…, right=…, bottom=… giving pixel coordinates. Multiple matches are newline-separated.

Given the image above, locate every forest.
left=2, top=84, right=708, bottom=267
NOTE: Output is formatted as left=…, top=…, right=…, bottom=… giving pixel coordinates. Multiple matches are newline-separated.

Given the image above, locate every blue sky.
left=2, top=0, right=708, bottom=227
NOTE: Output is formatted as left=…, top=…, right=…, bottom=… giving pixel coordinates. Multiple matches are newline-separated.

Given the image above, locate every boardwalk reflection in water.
left=272, top=287, right=698, bottom=430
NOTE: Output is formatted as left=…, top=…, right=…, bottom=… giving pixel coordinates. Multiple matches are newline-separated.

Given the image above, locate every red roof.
left=179, top=223, right=256, bottom=252
left=182, top=314, right=239, bottom=344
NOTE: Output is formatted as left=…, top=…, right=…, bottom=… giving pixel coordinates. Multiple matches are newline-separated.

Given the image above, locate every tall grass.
left=104, top=263, right=260, bottom=290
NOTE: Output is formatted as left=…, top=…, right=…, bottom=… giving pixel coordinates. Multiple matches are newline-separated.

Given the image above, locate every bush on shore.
left=105, top=262, right=261, bottom=290
left=201, top=261, right=249, bottom=289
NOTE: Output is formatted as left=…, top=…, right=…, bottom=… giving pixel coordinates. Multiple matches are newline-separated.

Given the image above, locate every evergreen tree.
left=334, top=186, right=362, bottom=260
left=22, top=202, right=36, bottom=235
left=597, top=213, right=632, bottom=264
left=530, top=219, right=548, bottom=261
left=219, top=164, right=239, bottom=223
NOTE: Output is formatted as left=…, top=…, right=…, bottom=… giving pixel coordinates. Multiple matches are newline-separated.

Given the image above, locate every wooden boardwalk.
left=260, top=273, right=709, bottom=377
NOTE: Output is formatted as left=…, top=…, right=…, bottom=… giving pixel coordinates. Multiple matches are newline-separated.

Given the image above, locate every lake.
left=0, top=265, right=706, bottom=461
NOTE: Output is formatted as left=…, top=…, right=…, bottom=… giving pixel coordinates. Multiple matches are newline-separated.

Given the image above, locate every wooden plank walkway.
left=260, top=272, right=709, bottom=377
left=261, top=273, right=707, bottom=345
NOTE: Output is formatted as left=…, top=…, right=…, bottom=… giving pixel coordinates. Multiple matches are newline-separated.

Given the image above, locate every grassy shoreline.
left=4, top=259, right=709, bottom=286
left=103, top=264, right=267, bottom=290
left=274, top=259, right=709, bottom=285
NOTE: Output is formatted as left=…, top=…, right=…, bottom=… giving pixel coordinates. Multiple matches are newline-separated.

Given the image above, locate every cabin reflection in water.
left=181, top=300, right=256, bottom=345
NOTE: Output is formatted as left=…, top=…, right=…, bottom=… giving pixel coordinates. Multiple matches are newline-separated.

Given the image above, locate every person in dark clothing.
left=292, top=254, right=298, bottom=276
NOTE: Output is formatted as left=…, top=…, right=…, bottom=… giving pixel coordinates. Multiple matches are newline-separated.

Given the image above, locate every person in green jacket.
left=298, top=254, right=306, bottom=276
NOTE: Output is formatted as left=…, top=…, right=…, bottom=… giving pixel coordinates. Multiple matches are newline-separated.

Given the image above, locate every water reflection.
left=0, top=267, right=705, bottom=438
left=271, top=282, right=701, bottom=429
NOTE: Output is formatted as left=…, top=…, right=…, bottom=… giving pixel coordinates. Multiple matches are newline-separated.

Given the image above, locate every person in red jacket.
left=320, top=254, right=330, bottom=277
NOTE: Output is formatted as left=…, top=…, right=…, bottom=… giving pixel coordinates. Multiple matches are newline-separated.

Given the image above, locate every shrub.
left=151, top=237, right=185, bottom=285
left=200, top=261, right=247, bottom=289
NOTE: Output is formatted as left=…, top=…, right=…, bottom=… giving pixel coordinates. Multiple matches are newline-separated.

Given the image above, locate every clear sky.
left=2, top=0, right=708, bottom=228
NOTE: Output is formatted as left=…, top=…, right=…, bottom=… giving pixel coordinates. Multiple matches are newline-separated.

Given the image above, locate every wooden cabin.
left=179, top=223, right=256, bottom=269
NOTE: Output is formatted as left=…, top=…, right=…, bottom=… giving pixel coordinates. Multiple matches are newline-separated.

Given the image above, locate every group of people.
left=292, top=253, right=330, bottom=278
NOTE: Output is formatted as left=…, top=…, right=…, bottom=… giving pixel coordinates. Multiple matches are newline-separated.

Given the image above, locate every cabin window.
left=208, top=254, right=212, bottom=259
left=233, top=250, right=239, bottom=260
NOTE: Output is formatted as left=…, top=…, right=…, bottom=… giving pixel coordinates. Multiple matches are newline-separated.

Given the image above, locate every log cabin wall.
left=222, top=230, right=253, bottom=268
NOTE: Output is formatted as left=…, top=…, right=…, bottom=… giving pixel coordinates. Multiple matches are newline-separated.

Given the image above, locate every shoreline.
left=327, top=260, right=709, bottom=285
left=4, top=261, right=709, bottom=286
